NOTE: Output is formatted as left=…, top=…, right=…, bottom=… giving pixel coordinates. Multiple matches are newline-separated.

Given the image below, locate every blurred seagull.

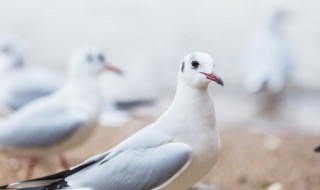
left=0, top=46, right=122, bottom=180
left=314, top=146, right=320, bottom=153
left=0, top=38, right=64, bottom=112
left=243, top=8, right=293, bottom=114
left=0, top=37, right=151, bottom=125
left=0, top=52, right=223, bottom=190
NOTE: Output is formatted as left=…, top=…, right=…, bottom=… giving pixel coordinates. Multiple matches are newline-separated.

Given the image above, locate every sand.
left=0, top=117, right=319, bottom=190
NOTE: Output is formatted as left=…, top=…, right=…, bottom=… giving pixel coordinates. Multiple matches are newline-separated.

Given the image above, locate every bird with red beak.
left=179, top=52, right=223, bottom=89
left=0, top=46, right=122, bottom=180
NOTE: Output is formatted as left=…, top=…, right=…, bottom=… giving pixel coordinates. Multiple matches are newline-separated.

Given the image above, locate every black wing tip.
left=0, top=180, right=68, bottom=190
left=0, top=154, right=99, bottom=190
left=0, top=184, right=9, bottom=189
left=315, top=146, right=320, bottom=152
left=43, top=179, right=69, bottom=190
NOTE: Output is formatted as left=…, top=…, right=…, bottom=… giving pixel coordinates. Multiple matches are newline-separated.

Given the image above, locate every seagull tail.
left=0, top=181, right=93, bottom=190
left=0, top=178, right=67, bottom=190
left=0, top=158, right=98, bottom=190
left=314, top=146, right=320, bottom=153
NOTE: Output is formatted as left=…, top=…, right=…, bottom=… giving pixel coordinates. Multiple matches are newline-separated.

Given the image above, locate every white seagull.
left=0, top=46, right=122, bottom=180
left=243, top=8, right=293, bottom=113
left=0, top=52, right=223, bottom=190
left=0, top=38, right=64, bottom=113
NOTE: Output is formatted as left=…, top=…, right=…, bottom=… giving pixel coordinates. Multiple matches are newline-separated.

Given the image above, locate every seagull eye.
left=98, top=54, right=105, bottom=62
left=191, top=61, right=199, bottom=69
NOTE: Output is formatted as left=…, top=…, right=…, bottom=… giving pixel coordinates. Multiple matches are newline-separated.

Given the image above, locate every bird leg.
left=58, top=154, right=69, bottom=169
left=25, top=158, right=36, bottom=180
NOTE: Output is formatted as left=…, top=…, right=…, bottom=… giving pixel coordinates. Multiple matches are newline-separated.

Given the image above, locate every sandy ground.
left=0, top=116, right=319, bottom=190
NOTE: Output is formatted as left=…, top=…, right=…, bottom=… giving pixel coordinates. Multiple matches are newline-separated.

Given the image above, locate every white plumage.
left=1, top=52, right=223, bottom=190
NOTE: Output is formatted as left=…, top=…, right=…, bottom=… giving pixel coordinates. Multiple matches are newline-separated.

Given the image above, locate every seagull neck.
left=66, top=74, right=102, bottom=116
left=158, top=79, right=217, bottom=133
left=67, top=74, right=100, bottom=96
left=68, top=67, right=96, bottom=80
left=171, top=79, right=213, bottom=113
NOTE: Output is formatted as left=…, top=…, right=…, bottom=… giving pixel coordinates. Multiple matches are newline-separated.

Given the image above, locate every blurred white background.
left=0, top=0, right=319, bottom=133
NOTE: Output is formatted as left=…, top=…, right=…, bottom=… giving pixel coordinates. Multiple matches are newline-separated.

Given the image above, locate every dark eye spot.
left=181, top=61, right=185, bottom=72
left=98, top=54, right=105, bottom=62
left=87, top=54, right=93, bottom=62
left=191, top=61, right=199, bottom=69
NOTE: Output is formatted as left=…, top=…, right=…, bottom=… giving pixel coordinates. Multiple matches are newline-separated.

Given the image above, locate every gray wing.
left=2, top=152, right=110, bottom=189
left=66, top=142, right=192, bottom=190
left=3, top=68, right=64, bottom=110
left=0, top=110, right=88, bottom=148
left=5, top=86, right=57, bottom=111
left=1, top=143, right=191, bottom=190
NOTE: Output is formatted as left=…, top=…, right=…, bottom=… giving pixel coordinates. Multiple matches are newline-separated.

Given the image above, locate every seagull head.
left=180, top=52, right=223, bottom=89
left=266, top=8, right=286, bottom=31
left=69, top=46, right=122, bottom=78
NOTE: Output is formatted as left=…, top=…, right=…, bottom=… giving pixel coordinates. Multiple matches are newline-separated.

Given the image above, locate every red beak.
left=200, top=72, right=224, bottom=86
left=105, top=65, right=122, bottom=75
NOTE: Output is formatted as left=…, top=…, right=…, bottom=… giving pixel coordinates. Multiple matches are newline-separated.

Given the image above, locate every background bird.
left=0, top=37, right=153, bottom=126
left=0, top=37, right=64, bottom=113
left=243, top=8, right=294, bottom=115
left=0, top=52, right=223, bottom=190
left=0, top=46, right=122, bottom=180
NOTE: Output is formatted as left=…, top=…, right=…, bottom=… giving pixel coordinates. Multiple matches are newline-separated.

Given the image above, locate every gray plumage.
left=0, top=67, right=64, bottom=111
left=2, top=127, right=192, bottom=190
left=0, top=102, right=87, bottom=148
left=67, top=143, right=191, bottom=189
